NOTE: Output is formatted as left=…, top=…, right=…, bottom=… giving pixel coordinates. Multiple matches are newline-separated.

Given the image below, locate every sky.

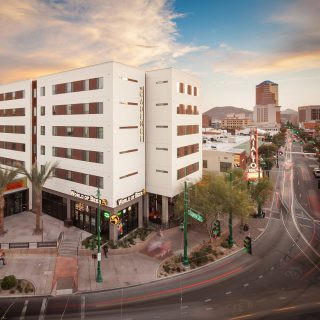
left=0, top=0, right=319, bottom=111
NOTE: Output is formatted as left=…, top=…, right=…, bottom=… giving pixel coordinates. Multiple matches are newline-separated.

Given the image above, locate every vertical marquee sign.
left=245, top=128, right=260, bottom=181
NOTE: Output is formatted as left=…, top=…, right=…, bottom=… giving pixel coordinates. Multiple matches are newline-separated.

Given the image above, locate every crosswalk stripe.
left=38, top=297, right=48, bottom=320
left=19, top=300, right=28, bottom=320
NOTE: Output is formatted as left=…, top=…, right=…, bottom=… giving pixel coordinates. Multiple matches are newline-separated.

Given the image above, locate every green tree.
left=250, top=178, right=273, bottom=216
left=303, top=142, right=316, bottom=153
left=259, top=144, right=278, bottom=175
left=0, top=168, right=18, bottom=235
left=17, top=161, right=59, bottom=234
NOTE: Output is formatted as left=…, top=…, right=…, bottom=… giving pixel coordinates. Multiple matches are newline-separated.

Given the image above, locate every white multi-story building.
left=0, top=80, right=34, bottom=215
left=1, top=62, right=202, bottom=240
left=145, top=68, right=202, bottom=226
left=253, top=104, right=281, bottom=129
left=37, top=62, right=145, bottom=240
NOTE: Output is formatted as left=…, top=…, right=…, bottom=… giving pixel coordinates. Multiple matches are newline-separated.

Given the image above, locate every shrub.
left=221, top=240, right=229, bottom=248
left=163, top=263, right=171, bottom=273
left=127, top=236, right=135, bottom=245
left=1, top=275, right=17, bottom=290
left=9, top=289, right=15, bottom=294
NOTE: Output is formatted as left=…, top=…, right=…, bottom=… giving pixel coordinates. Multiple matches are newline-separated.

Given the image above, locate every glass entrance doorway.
left=4, top=190, right=28, bottom=217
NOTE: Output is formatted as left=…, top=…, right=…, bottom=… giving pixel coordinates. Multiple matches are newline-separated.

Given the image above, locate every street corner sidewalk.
left=77, top=251, right=160, bottom=291
left=0, top=254, right=56, bottom=295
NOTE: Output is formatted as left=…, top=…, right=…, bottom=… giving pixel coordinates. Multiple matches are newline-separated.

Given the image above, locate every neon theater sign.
left=245, top=128, right=260, bottom=180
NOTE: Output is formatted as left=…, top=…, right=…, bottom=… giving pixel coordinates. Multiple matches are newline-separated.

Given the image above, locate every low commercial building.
left=221, top=115, right=252, bottom=129
left=298, top=105, right=320, bottom=130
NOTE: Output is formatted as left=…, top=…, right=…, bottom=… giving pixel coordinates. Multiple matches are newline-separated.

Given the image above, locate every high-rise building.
left=256, top=80, right=278, bottom=106
left=298, top=105, right=320, bottom=130
left=0, top=62, right=202, bottom=240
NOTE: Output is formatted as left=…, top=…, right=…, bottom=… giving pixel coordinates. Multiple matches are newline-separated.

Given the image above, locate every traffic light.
left=212, top=220, right=221, bottom=237
left=300, top=140, right=303, bottom=145
left=244, top=236, right=252, bottom=254
left=293, top=140, right=296, bottom=144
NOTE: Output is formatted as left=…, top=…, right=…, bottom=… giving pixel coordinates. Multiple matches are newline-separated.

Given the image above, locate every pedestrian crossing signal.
left=212, top=220, right=221, bottom=237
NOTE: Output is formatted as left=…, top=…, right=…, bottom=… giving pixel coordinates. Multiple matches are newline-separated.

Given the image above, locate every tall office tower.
left=145, top=68, right=202, bottom=226
left=0, top=80, right=34, bottom=214
left=256, top=80, right=278, bottom=106
left=37, top=62, right=145, bottom=240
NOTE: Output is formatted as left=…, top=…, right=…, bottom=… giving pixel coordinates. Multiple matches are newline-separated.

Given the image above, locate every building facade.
left=256, top=80, right=278, bottom=105
left=221, top=115, right=252, bottom=129
left=145, top=68, right=202, bottom=226
left=0, top=80, right=34, bottom=217
left=0, top=62, right=202, bottom=240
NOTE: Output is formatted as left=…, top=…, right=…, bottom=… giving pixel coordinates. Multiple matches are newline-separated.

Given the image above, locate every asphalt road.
left=1, top=137, right=320, bottom=320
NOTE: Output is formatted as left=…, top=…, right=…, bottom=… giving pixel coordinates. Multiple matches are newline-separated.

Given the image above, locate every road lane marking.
left=230, top=314, right=255, bottom=320
left=38, top=297, right=48, bottom=320
left=20, top=300, right=28, bottom=320
left=258, top=275, right=263, bottom=279
left=206, top=307, right=213, bottom=311
left=225, top=291, right=232, bottom=295
left=275, top=306, right=295, bottom=311
left=204, top=299, right=212, bottom=303
left=243, top=283, right=249, bottom=287
left=181, top=305, right=188, bottom=309
left=81, top=296, right=85, bottom=320
left=278, top=296, right=287, bottom=300
left=270, top=266, right=275, bottom=271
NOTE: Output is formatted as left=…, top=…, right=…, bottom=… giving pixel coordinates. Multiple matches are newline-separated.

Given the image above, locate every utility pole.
left=183, top=180, right=189, bottom=267
left=96, top=188, right=103, bottom=283
left=276, top=150, right=279, bottom=168
left=228, top=172, right=234, bottom=248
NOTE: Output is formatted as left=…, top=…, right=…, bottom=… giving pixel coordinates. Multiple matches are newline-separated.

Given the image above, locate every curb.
left=76, top=214, right=272, bottom=296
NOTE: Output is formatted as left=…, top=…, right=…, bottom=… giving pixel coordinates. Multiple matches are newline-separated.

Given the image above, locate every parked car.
left=313, top=168, right=320, bottom=178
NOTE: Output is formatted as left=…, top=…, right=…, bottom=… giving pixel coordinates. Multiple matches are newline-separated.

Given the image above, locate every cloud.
left=0, top=0, right=206, bottom=83
left=212, top=0, right=320, bottom=76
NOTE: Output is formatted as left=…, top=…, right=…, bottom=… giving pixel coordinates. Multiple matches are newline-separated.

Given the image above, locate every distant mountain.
left=204, top=106, right=253, bottom=120
left=281, top=108, right=298, bottom=115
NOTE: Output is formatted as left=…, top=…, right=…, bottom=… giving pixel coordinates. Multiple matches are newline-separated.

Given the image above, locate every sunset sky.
left=0, top=0, right=319, bottom=111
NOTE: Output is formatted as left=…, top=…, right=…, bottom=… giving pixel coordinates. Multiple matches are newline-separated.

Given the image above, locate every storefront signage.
left=139, top=86, right=144, bottom=142
left=117, top=189, right=144, bottom=206
left=188, top=209, right=204, bottom=222
left=5, top=178, right=27, bottom=192
left=71, top=190, right=108, bottom=206
left=103, top=211, right=110, bottom=219
left=110, top=215, right=120, bottom=225
left=245, top=128, right=259, bottom=181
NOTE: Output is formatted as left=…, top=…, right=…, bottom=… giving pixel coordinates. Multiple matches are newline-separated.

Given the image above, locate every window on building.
left=40, top=106, right=45, bottom=116
left=83, top=127, right=89, bottom=138
left=66, top=82, right=72, bottom=93
left=96, top=152, right=103, bottom=164
left=156, top=169, right=168, bottom=173
left=97, top=102, right=103, bottom=114
left=220, top=162, right=232, bottom=172
left=178, top=82, right=184, bottom=93
left=98, top=77, right=103, bottom=89
left=187, top=85, right=192, bottom=95
left=40, top=86, right=45, bottom=96
left=97, top=127, right=103, bottom=139
left=83, top=150, right=89, bottom=161
left=33, top=126, right=37, bottom=135
left=156, top=147, right=168, bottom=151
left=67, top=104, right=72, bottom=115
left=156, top=80, right=168, bottom=84
left=203, top=160, right=208, bottom=168
left=193, top=87, right=198, bottom=96
left=83, top=103, right=89, bottom=114
left=40, top=126, right=45, bottom=135
left=40, top=145, right=45, bottom=155
left=66, top=148, right=72, bottom=158
left=66, top=127, right=73, bottom=136
left=97, top=176, right=103, bottom=188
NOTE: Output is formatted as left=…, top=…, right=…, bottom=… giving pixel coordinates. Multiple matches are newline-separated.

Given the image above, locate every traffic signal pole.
left=228, top=172, right=234, bottom=248
left=96, top=188, right=103, bottom=283
left=183, top=180, right=189, bottom=266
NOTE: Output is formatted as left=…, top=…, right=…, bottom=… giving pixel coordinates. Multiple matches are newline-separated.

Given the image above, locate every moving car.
left=313, top=168, right=320, bottom=178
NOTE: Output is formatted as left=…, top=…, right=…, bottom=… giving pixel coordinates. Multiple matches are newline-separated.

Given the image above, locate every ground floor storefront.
left=4, top=189, right=28, bottom=217
left=42, top=188, right=143, bottom=241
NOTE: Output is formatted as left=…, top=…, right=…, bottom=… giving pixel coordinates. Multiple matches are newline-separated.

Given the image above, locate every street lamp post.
left=276, top=150, right=279, bottom=168
left=228, top=172, right=234, bottom=248
left=183, top=180, right=189, bottom=267
left=96, top=188, right=103, bottom=283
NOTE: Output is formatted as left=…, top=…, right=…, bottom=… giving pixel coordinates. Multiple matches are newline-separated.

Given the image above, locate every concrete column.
left=66, top=198, right=71, bottom=220
left=143, top=193, right=149, bottom=226
left=109, top=222, right=118, bottom=242
left=162, top=195, right=169, bottom=227
left=138, top=197, right=143, bottom=228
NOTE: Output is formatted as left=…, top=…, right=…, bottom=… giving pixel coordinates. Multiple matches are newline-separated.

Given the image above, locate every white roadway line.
left=290, top=158, right=320, bottom=259
left=243, top=283, right=249, bottom=287
left=1, top=299, right=17, bottom=320
left=204, top=299, right=212, bottom=303
left=20, top=300, right=29, bottom=320
left=38, top=297, right=48, bottom=320
left=225, top=291, right=232, bottom=295
left=258, top=275, right=263, bottom=279
left=81, top=296, right=85, bottom=320
left=270, top=266, right=275, bottom=271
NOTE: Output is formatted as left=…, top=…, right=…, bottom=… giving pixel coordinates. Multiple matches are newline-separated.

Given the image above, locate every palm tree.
left=0, top=167, right=18, bottom=235
left=17, top=161, right=59, bottom=234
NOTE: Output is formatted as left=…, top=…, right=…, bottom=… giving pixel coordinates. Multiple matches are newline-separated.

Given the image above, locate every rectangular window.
left=66, top=148, right=72, bottom=159
left=40, top=126, right=45, bottom=135
left=156, top=80, right=168, bottom=84
left=40, top=86, right=45, bottom=96
left=119, top=171, right=138, bottom=179
left=67, top=104, right=72, bottom=115
left=33, top=107, right=37, bottom=116
left=178, top=82, right=184, bottom=93
left=187, top=85, right=192, bottom=95
left=97, top=102, right=103, bottom=114
left=52, top=147, right=57, bottom=156
left=41, top=145, right=45, bottom=155
left=220, top=162, right=232, bottom=172
left=98, top=77, right=103, bottom=89
left=156, top=125, right=168, bottom=128
left=66, top=127, right=73, bottom=136
left=156, top=169, right=168, bottom=173
left=119, top=126, right=138, bottom=129
left=96, top=152, right=103, bottom=164
left=119, top=149, right=138, bottom=154
left=40, top=106, right=45, bottom=116
left=84, top=79, right=89, bottom=91
left=83, top=103, right=89, bottom=114
left=97, top=127, right=103, bottom=139
left=83, top=150, right=89, bottom=161
left=203, top=160, right=208, bottom=168
left=156, top=103, right=168, bottom=106
left=156, top=147, right=168, bottom=151
left=66, top=82, right=72, bottom=93
left=193, top=87, right=198, bottom=96
left=83, top=127, right=89, bottom=138
left=33, top=126, right=37, bottom=135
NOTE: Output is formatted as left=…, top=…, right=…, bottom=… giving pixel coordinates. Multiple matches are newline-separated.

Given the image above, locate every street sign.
left=110, top=215, right=120, bottom=225
left=103, top=211, right=110, bottom=219
left=188, top=209, right=204, bottom=222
